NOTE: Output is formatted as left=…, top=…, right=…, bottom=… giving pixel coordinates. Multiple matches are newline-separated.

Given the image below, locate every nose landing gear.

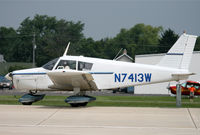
left=19, top=91, right=45, bottom=105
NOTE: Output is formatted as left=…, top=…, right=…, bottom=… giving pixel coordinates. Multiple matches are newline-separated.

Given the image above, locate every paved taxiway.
left=0, top=105, right=199, bottom=135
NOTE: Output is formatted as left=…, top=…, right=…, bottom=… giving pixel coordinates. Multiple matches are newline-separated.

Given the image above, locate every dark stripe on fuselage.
left=12, top=73, right=47, bottom=75
left=89, top=72, right=114, bottom=74
left=166, top=53, right=184, bottom=55
left=13, top=72, right=114, bottom=75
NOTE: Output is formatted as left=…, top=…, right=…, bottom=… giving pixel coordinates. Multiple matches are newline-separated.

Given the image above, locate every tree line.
left=0, top=14, right=199, bottom=66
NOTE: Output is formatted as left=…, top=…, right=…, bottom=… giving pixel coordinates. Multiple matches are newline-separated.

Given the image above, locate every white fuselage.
left=10, top=33, right=197, bottom=92
left=12, top=55, right=189, bottom=91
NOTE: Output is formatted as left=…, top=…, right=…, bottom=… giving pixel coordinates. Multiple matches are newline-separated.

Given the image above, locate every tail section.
left=157, top=33, right=197, bottom=70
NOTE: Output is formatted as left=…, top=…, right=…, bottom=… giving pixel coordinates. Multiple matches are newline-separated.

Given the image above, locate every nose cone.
left=169, top=86, right=177, bottom=94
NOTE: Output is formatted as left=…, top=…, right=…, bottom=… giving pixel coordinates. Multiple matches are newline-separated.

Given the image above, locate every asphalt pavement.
left=0, top=105, right=199, bottom=135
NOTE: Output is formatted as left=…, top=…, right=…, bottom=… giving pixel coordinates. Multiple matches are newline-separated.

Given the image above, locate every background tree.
left=194, top=36, right=200, bottom=51
left=128, top=24, right=162, bottom=55
left=101, top=24, right=162, bottom=60
left=0, top=27, right=18, bottom=61
left=158, top=29, right=179, bottom=53
left=16, top=14, right=84, bottom=66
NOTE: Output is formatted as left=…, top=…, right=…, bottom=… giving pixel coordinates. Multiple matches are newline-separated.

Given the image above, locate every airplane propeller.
left=5, top=72, right=13, bottom=81
left=167, top=82, right=171, bottom=95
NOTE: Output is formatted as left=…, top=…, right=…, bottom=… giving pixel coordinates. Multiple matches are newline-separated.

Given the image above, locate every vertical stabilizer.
left=157, top=33, right=197, bottom=69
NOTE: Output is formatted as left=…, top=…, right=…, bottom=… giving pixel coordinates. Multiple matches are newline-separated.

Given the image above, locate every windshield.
left=42, top=58, right=59, bottom=70
left=181, top=82, right=186, bottom=88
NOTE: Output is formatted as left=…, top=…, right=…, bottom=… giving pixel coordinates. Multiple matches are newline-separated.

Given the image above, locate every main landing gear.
left=65, top=95, right=96, bottom=107
left=19, top=89, right=96, bottom=107
left=19, top=90, right=45, bottom=105
left=65, top=89, right=96, bottom=107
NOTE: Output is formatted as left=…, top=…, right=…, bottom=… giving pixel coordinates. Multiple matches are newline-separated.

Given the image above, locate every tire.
left=70, top=103, right=88, bottom=107
left=70, top=103, right=79, bottom=107
left=79, top=102, right=88, bottom=107
left=22, top=102, right=32, bottom=105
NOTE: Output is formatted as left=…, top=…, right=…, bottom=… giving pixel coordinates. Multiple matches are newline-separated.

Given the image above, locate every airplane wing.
left=47, top=70, right=98, bottom=91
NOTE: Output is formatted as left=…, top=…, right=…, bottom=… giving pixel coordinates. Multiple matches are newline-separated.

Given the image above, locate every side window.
left=194, top=84, right=200, bottom=89
left=56, top=60, right=76, bottom=70
left=78, top=61, right=93, bottom=71
left=186, top=83, right=200, bottom=89
left=186, top=83, right=192, bottom=88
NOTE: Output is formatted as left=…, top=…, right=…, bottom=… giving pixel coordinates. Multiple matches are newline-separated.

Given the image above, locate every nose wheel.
left=19, top=91, right=45, bottom=105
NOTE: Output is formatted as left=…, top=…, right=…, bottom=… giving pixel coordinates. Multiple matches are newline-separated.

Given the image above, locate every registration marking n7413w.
left=114, top=73, right=152, bottom=83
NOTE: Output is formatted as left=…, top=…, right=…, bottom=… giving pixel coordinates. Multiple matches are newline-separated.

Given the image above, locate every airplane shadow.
left=34, top=105, right=92, bottom=109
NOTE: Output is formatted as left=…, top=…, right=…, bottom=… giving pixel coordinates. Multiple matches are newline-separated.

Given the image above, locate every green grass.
left=0, top=95, right=199, bottom=108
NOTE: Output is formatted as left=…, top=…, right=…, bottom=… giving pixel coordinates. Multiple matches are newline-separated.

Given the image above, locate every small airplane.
left=6, top=33, right=197, bottom=107
left=168, top=80, right=200, bottom=96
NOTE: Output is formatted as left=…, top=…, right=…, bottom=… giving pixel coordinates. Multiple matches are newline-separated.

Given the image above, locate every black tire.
left=70, top=103, right=88, bottom=107
left=22, top=102, right=32, bottom=105
left=70, top=103, right=79, bottom=107
left=79, top=102, right=88, bottom=107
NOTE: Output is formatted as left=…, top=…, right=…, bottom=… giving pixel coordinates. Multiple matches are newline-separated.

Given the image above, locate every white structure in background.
left=135, top=51, right=200, bottom=95
left=115, top=49, right=133, bottom=63
left=0, top=54, right=6, bottom=63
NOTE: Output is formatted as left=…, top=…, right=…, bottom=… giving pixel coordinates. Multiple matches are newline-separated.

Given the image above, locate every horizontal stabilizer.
left=172, top=72, right=195, bottom=81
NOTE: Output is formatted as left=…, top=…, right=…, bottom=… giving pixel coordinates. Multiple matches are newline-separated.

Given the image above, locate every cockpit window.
left=78, top=61, right=93, bottom=71
left=56, top=60, right=76, bottom=70
left=42, top=58, right=59, bottom=70
left=194, top=85, right=200, bottom=89
left=186, top=82, right=200, bottom=89
left=181, top=82, right=186, bottom=88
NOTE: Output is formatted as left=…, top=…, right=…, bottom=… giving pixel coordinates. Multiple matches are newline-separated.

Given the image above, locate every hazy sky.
left=0, top=0, right=199, bottom=40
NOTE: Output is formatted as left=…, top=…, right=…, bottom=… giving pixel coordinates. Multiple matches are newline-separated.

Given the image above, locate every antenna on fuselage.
left=63, top=42, right=70, bottom=56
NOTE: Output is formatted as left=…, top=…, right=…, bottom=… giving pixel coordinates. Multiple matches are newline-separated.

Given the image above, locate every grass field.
left=0, top=95, right=200, bottom=108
